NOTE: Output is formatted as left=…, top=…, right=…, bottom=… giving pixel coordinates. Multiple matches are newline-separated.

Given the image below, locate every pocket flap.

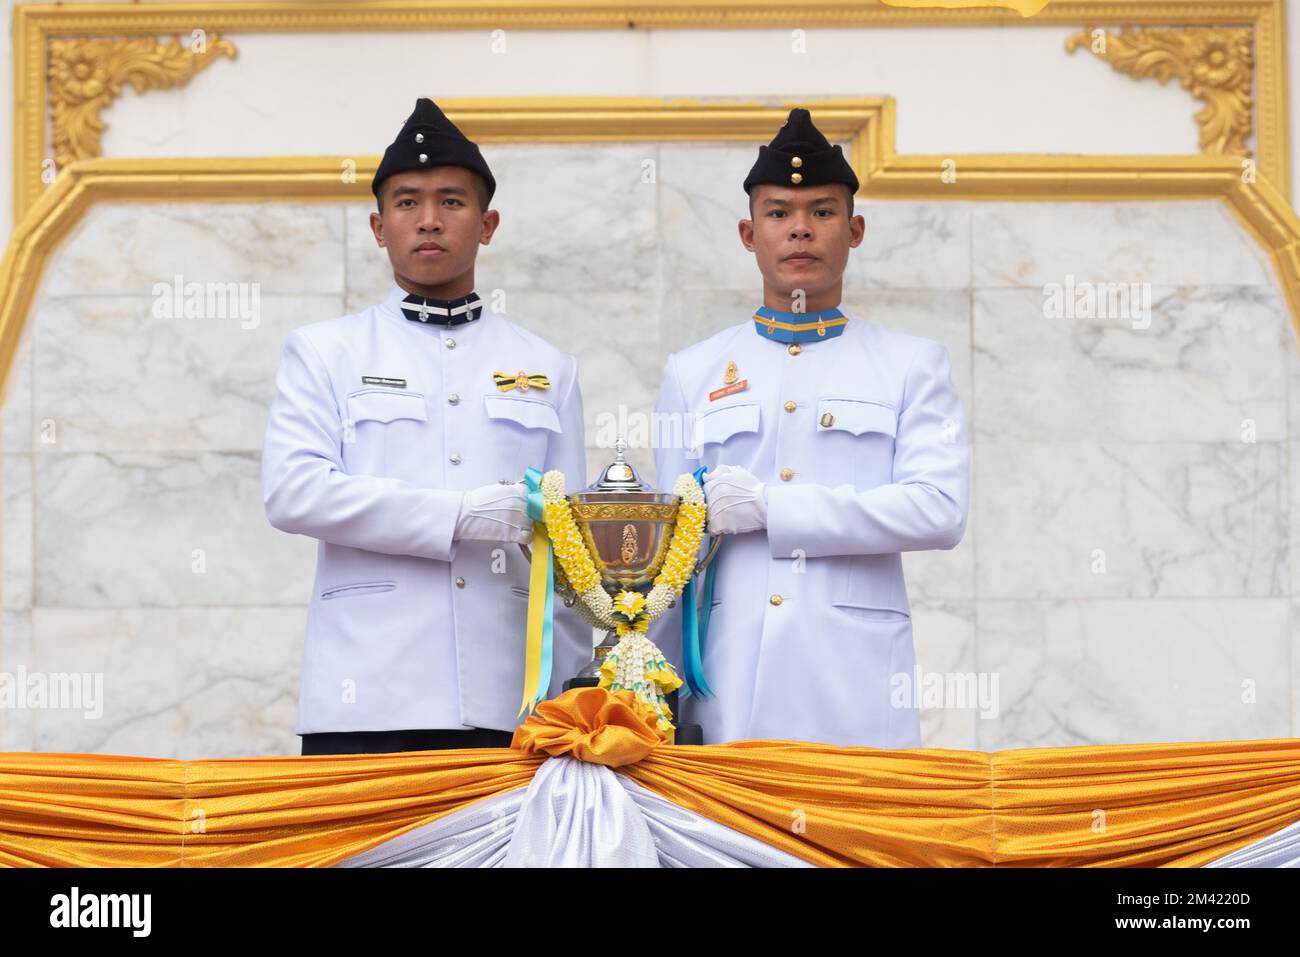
left=831, top=601, right=910, bottom=621
left=346, top=389, right=428, bottom=424
left=691, top=402, right=760, bottom=449
left=817, top=396, right=897, bottom=437
left=320, top=580, right=397, bottom=600
left=484, top=395, right=562, bottom=432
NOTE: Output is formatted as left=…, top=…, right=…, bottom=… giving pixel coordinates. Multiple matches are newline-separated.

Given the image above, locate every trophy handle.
left=694, top=535, right=721, bottom=576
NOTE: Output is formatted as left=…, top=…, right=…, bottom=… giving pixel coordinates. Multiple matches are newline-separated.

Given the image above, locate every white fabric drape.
left=1205, top=817, right=1300, bottom=867
left=339, top=755, right=811, bottom=868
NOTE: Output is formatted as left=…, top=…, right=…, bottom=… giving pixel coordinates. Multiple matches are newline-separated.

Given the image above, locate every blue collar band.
left=753, top=305, right=848, bottom=344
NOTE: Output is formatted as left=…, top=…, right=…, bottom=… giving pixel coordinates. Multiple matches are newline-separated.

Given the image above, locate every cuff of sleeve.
left=763, top=483, right=805, bottom=559
left=427, top=489, right=464, bottom=562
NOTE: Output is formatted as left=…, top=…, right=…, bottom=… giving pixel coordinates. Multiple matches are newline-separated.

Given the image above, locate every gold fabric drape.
left=0, top=748, right=544, bottom=867
left=2, top=689, right=1297, bottom=867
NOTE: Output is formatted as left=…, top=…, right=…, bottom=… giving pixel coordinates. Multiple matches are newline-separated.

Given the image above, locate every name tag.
left=362, top=376, right=407, bottom=388
left=709, top=379, right=748, bottom=402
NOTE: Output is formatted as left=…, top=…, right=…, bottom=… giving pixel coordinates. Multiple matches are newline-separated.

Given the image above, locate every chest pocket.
left=346, top=389, right=429, bottom=425
left=343, top=388, right=429, bottom=479
left=816, top=396, right=897, bottom=437
left=484, top=395, right=562, bottom=432
left=690, top=401, right=760, bottom=455
left=816, top=395, right=897, bottom=488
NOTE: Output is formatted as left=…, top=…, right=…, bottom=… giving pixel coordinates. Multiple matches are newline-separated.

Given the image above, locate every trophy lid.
left=586, top=438, right=646, bottom=492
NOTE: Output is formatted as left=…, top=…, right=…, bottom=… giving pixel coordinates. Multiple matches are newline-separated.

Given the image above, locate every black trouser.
left=300, top=727, right=515, bottom=755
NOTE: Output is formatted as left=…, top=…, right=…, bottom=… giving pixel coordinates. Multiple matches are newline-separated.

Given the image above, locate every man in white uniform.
left=262, top=98, right=589, bottom=754
left=653, top=108, right=969, bottom=748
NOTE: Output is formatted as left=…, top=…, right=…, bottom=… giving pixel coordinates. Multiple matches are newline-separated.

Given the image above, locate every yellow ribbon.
left=518, top=518, right=551, bottom=717
left=494, top=371, right=551, bottom=393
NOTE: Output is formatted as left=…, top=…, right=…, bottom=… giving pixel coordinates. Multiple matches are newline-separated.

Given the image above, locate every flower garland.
left=540, top=470, right=706, bottom=734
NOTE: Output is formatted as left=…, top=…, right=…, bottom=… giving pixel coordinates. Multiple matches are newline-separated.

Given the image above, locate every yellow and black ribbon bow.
left=494, top=370, right=551, bottom=393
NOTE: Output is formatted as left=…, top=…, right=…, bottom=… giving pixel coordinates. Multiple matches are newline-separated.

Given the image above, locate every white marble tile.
left=20, top=607, right=305, bottom=758
left=343, top=201, right=393, bottom=315
left=910, top=600, right=978, bottom=750
left=43, top=203, right=345, bottom=297
left=974, top=286, right=1288, bottom=442
left=658, top=145, right=765, bottom=291
left=973, top=201, right=1272, bottom=289
left=975, top=440, right=1286, bottom=599
left=2, top=454, right=31, bottom=610
left=0, top=611, right=35, bottom=750
left=1292, top=598, right=1300, bottom=737
left=1286, top=327, right=1300, bottom=445
left=34, top=451, right=317, bottom=608
left=1293, top=442, right=1300, bottom=600
left=844, top=201, right=972, bottom=289
left=976, top=598, right=1290, bottom=749
left=31, top=294, right=343, bottom=453
left=1, top=323, right=33, bottom=454
left=476, top=145, right=660, bottom=293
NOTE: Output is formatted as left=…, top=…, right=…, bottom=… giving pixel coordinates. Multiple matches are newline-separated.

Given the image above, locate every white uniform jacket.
left=262, top=282, right=589, bottom=734
left=653, top=312, right=969, bottom=748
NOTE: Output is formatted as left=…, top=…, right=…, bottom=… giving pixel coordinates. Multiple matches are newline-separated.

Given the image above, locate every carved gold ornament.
left=621, top=524, right=639, bottom=565
left=1066, top=27, right=1253, bottom=160
left=48, top=35, right=237, bottom=169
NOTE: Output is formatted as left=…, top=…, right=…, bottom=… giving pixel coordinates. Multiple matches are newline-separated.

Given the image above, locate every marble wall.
left=0, top=143, right=1294, bottom=757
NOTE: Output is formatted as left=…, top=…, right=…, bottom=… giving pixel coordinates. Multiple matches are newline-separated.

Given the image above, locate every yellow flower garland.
left=542, top=498, right=602, bottom=595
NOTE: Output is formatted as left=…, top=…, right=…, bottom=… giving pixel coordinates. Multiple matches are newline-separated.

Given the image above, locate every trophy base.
left=562, top=676, right=703, bottom=746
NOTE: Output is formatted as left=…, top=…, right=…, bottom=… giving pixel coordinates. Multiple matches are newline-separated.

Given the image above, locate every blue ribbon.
left=679, top=466, right=716, bottom=699
left=523, top=467, right=555, bottom=710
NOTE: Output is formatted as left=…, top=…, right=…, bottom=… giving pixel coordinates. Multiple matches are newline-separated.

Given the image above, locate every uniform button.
left=447, top=393, right=460, bottom=405
left=784, top=400, right=797, bottom=412
left=780, top=468, right=793, bottom=481
left=455, top=577, right=465, bottom=588
left=450, top=453, right=462, bottom=465
left=788, top=343, right=802, bottom=356
left=444, top=337, right=456, bottom=349
left=770, top=594, right=783, bottom=606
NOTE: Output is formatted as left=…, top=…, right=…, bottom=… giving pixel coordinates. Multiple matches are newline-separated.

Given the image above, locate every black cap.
left=743, top=108, right=859, bottom=196
left=372, top=98, right=496, bottom=204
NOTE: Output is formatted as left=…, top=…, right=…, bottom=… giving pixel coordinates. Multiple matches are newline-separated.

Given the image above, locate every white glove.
left=453, top=482, right=532, bottom=544
left=703, top=464, right=768, bottom=535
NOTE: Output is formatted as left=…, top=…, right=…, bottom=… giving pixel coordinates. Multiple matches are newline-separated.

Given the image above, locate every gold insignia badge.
left=493, top=370, right=551, bottom=393
left=723, top=360, right=738, bottom=385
